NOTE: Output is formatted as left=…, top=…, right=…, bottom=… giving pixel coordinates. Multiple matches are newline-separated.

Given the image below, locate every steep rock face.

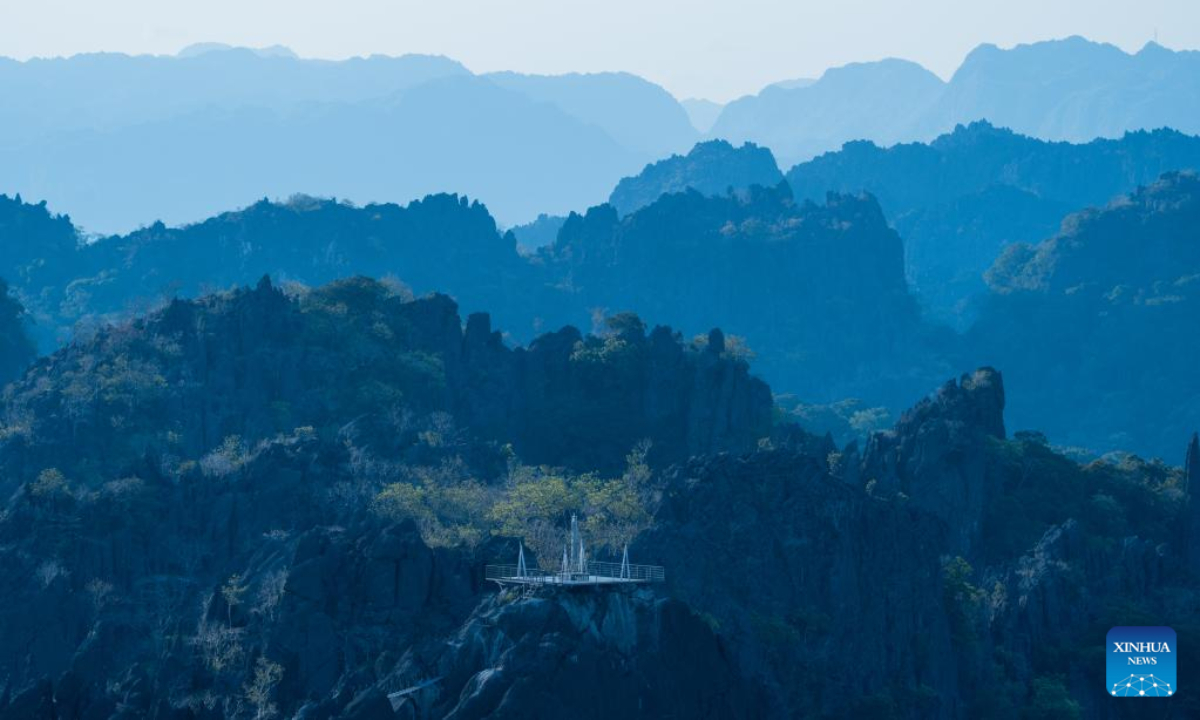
left=786, top=122, right=1200, bottom=326
left=607, top=139, right=783, bottom=215
left=392, top=590, right=757, bottom=720
left=970, top=171, right=1200, bottom=459
left=0, top=429, right=486, bottom=720
left=2, top=186, right=937, bottom=429
left=975, top=518, right=1183, bottom=719
left=543, top=184, right=936, bottom=407
left=637, top=449, right=957, bottom=718
left=860, top=368, right=1005, bottom=557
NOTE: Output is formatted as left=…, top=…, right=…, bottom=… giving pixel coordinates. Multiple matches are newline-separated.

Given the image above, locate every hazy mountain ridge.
left=483, top=71, right=697, bottom=157
left=786, top=121, right=1200, bottom=325
left=712, top=37, right=1200, bottom=165
left=711, top=58, right=945, bottom=165
left=6, top=36, right=1200, bottom=234
left=0, top=50, right=690, bottom=233
left=7, top=155, right=1199, bottom=459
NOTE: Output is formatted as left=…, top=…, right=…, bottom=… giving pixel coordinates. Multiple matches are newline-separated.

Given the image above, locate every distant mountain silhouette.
left=763, top=77, right=816, bottom=91
left=710, top=58, right=945, bottom=164
left=924, top=37, right=1200, bottom=143
left=0, top=50, right=469, bottom=144
left=787, top=121, right=1200, bottom=325
left=711, top=37, right=1200, bottom=165
left=484, top=71, right=697, bottom=158
left=176, top=42, right=299, bottom=59
left=608, top=140, right=783, bottom=215
left=680, top=98, right=723, bottom=133
left=0, top=73, right=644, bottom=232
left=0, top=50, right=693, bottom=233
left=6, top=37, right=1200, bottom=234
left=508, top=213, right=567, bottom=251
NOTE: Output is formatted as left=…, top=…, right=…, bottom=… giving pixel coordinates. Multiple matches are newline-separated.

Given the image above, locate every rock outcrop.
left=607, top=139, right=783, bottom=215
left=786, top=121, right=1200, bottom=326
left=969, top=171, right=1200, bottom=459
left=860, top=368, right=1005, bottom=556
left=390, top=590, right=757, bottom=720
left=638, top=448, right=957, bottom=718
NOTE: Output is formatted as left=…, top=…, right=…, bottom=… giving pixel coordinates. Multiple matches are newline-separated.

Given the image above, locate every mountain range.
left=0, top=47, right=694, bottom=234
left=1, top=32, right=1200, bottom=719
left=711, top=37, right=1200, bottom=165
left=0, top=181, right=934, bottom=412
left=0, top=275, right=1195, bottom=718
left=7, top=161, right=1200, bottom=460
left=4, top=36, right=1200, bottom=235
left=786, top=121, right=1200, bottom=325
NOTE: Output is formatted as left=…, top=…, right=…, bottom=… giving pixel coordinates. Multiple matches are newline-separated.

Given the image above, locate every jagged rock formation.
left=541, top=183, right=936, bottom=407
left=786, top=121, right=1200, bottom=325
left=0, top=276, right=1193, bottom=719
left=607, top=139, right=783, bottom=215
left=392, top=590, right=757, bottom=719
left=860, top=368, right=1006, bottom=556
left=638, top=449, right=957, bottom=717
left=0, top=277, right=771, bottom=496
left=968, top=171, right=1200, bottom=459
left=0, top=182, right=933, bottom=414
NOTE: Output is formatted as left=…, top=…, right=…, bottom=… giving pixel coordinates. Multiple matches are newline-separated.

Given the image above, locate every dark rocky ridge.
left=0, top=277, right=771, bottom=495
left=638, top=449, right=957, bottom=717
left=0, top=278, right=1194, bottom=717
left=861, top=368, right=1006, bottom=556
left=0, top=182, right=933, bottom=414
left=395, top=590, right=757, bottom=719
left=607, top=139, right=783, bottom=216
left=968, top=171, right=1200, bottom=459
left=540, top=183, right=938, bottom=407
left=786, top=121, right=1200, bottom=326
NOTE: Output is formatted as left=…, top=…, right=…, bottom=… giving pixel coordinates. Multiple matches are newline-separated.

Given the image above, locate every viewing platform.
left=485, top=514, right=665, bottom=589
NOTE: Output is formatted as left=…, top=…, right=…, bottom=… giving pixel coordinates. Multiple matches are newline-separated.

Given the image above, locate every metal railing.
left=485, top=564, right=557, bottom=581
left=485, top=561, right=665, bottom=584
left=585, top=560, right=666, bottom=582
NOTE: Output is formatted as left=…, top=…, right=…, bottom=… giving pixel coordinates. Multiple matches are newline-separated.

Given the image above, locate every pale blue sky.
left=1, top=0, right=1197, bottom=101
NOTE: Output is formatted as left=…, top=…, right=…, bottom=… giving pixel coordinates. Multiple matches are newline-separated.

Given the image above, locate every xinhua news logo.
left=1107, top=626, right=1176, bottom=698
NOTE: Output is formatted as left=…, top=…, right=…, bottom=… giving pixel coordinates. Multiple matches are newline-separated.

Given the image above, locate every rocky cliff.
left=969, top=171, right=1200, bottom=459
left=0, top=182, right=935, bottom=426
left=785, top=121, right=1200, bottom=326
left=860, top=368, right=1006, bottom=556
left=607, top=139, right=783, bottom=215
